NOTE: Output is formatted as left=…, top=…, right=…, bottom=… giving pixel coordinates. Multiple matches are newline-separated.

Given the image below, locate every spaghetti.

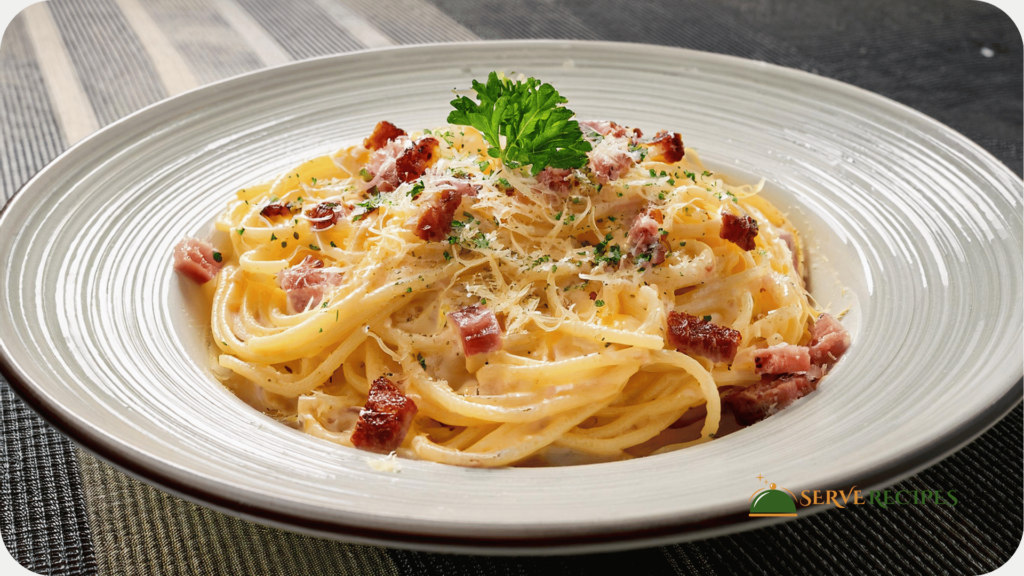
left=178, top=81, right=850, bottom=468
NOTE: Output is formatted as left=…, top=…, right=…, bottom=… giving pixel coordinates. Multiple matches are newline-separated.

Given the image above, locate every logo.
left=749, top=475, right=797, bottom=517
left=748, top=474, right=960, bottom=514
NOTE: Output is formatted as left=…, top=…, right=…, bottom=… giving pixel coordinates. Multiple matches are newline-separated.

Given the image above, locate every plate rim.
left=0, top=39, right=1021, bottom=554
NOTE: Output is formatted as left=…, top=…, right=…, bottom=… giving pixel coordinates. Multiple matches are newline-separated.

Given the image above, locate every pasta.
left=175, top=77, right=850, bottom=468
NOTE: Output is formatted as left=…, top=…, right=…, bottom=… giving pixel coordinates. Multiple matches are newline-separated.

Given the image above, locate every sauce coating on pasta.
left=176, top=78, right=850, bottom=467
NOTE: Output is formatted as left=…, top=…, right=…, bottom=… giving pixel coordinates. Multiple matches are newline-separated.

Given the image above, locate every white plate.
left=0, top=41, right=1021, bottom=554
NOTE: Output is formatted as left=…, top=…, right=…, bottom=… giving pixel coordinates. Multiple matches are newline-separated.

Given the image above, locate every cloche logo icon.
left=749, top=476, right=798, bottom=518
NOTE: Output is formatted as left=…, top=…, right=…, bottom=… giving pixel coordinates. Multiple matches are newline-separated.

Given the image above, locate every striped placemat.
left=1, top=1, right=1021, bottom=574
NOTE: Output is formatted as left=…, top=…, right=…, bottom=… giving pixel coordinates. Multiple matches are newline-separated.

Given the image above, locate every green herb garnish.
left=447, top=72, right=592, bottom=175
left=408, top=180, right=425, bottom=199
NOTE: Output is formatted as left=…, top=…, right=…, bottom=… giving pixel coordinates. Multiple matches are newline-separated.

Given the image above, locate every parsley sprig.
left=447, top=72, right=592, bottom=175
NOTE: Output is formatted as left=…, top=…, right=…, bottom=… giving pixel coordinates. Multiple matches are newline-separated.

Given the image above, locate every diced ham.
left=277, top=256, right=343, bottom=312
left=666, top=311, right=741, bottom=363
left=305, top=202, right=340, bottom=231
left=588, top=142, right=635, bottom=184
left=366, top=136, right=440, bottom=193
left=536, top=167, right=575, bottom=194
left=645, top=131, right=684, bottom=163
left=260, top=203, right=291, bottom=218
left=724, top=369, right=822, bottom=425
left=809, top=313, right=850, bottom=366
left=626, top=207, right=667, bottom=265
left=363, top=121, right=407, bottom=150
left=448, top=304, right=503, bottom=356
left=415, top=188, right=463, bottom=242
left=754, top=344, right=811, bottom=375
left=726, top=315, right=849, bottom=425
left=350, top=376, right=418, bottom=454
left=435, top=176, right=481, bottom=198
left=579, top=120, right=642, bottom=145
left=173, top=238, right=222, bottom=284
left=366, top=137, right=407, bottom=192
left=720, top=213, right=759, bottom=251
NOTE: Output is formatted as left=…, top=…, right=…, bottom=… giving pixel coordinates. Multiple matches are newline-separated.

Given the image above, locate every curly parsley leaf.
left=447, top=72, right=591, bottom=176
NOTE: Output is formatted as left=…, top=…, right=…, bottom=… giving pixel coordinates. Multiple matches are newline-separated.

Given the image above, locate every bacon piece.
left=395, top=137, right=440, bottom=185
left=754, top=344, right=811, bottom=375
left=260, top=203, right=291, bottom=218
left=588, top=142, right=635, bottom=185
left=172, top=238, right=222, bottom=284
left=448, top=304, right=503, bottom=356
left=720, top=213, right=759, bottom=251
left=350, top=376, right=418, bottom=454
left=724, top=369, right=822, bottom=425
left=666, top=311, right=741, bottom=363
left=579, top=120, right=643, bottom=144
left=363, top=121, right=407, bottom=150
left=277, top=256, right=343, bottom=312
left=305, top=202, right=339, bottom=231
left=809, top=313, right=850, bottom=366
left=627, top=207, right=667, bottom=266
left=645, top=131, right=684, bottom=163
left=415, top=188, right=463, bottom=242
left=536, top=167, right=575, bottom=194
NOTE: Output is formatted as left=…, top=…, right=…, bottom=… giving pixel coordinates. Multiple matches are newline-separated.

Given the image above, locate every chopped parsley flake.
left=529, top=254, right=551, bottom=269
left=352, top=190, right=388, bottom=221
left=212, top=251, right=222, bottom=263
left=703, top=315, right=712, bottom=322
left=309, top=244, right=320, bottom=251
left=417, top=353, right=426, bottom=370
left=471, top=233, right=490, bottom=249
left=408, top=180, right=425, bottom=199
left=595, top=300, right=605, bottom=307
